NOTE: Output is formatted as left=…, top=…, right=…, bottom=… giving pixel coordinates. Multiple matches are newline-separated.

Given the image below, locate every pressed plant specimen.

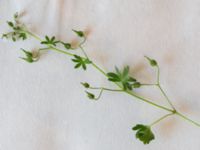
left=2, top=13, right=200, bottom=144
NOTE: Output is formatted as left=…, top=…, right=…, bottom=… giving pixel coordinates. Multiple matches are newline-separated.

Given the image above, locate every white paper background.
left=1, top=0, right=200, bottom=149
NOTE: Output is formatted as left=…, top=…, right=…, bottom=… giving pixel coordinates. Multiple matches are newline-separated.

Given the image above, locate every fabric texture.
left=1, top=0, right=200, bottom=149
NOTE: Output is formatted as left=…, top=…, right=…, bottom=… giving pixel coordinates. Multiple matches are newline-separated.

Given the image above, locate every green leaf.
left=132, top=124, right=155, bottom=144
left=19, top=33, right=27, bottom=40
left=107, top=72, right=121, bottom=82
left=21, top=57, right=34, bottom=63
left=4, top=17, right=28, bottom=41
left=22, top=49, right=33, bottom=57
left=51, top=36, right=55, bottom=42
left=72, top=55, right=92, bottom=70
left=128, top=77, right=136, bottom=82
left=86, top=91, right=95, bottom=99
left=107, top=66, right=137, bottom=90
left=41, top=35, right=60, bottom=46
left=122, top=66, right=129, bottom=77
left=13, top=26, right=21, bottom=30
left=45, top=36, right=50, bottom=41
left=20, top=49, right=37, bottom=63
left=72, top=29, right=84, bottom=37
left=145, top=56, right=157, bottom=67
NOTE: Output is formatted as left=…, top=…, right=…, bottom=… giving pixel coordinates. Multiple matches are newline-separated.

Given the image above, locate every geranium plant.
left=2, top=13, right=200, bottom=144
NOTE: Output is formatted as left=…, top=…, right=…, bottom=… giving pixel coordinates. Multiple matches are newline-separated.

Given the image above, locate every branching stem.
left=155, top=65, right=176, bottom=110
left=150, top=113, right=174, bottom=127
left=157, top=84, right=176, bottom=110
left=23, top=30, right=200, bottom=128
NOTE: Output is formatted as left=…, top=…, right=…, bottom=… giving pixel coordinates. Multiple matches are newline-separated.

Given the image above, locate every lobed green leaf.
left=107, top=66, right=138, bottom=90
left=71, top=55, right=92, bottom=70
left=132, top=124, right=155, bottom=144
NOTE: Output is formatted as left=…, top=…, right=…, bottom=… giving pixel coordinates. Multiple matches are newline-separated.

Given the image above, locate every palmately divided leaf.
left=71, top=55, right=92, bottom=70
left=3, top=14, right=28, bottom=41
left=41, top=35, right=60, bottom=46
left=107, top=72, right=121, bottom=82
left=19, top=33, right=27, bottom=40
left=20, top=48, right=39, bottom=63
left=107, top=66, right=138, bottom=90
left=132, top=124, right=155, bottom=144
left=20, top=49, right=34, bottom=63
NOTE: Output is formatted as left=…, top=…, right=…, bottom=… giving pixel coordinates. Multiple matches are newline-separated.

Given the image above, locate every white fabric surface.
left=1, top=0, right=200, bottom=149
